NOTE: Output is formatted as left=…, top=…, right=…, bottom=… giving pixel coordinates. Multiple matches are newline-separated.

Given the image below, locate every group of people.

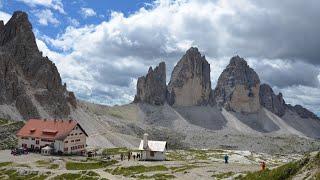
left=224, top=154, right=266, bottom=171
left=120, top=152, right=143, bottom=161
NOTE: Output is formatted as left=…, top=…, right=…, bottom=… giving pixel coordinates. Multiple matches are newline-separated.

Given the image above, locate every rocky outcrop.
left=134, top=62, right=167, bottom=105
left=287, top=104, right=320, bottom=120
left=259, top=84, right=286, bottom=117
left=214, top=56, right=260, bottom=113
left=0, top=11, right=76, bottom=120
left=167, top=47, right=211, bottom=106
left=259, top=84, right=319, bottom=120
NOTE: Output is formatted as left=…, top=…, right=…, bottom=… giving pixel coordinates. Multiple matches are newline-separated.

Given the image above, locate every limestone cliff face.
left=259, top=84, right=286, bottom=117
left=167, top=47, right=211, bottom=106
left=0, top=11, right=76, bottom=120
left=134, top=62, right=167, bottom=105
left=214, top=56, right=260, bottom=113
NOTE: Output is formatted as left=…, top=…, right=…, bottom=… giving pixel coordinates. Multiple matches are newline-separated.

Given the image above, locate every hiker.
left=128, top=152, right=131, bottom=161
left=120, top=153, right=124, bottom=161
left=261, top=161, right=266, bottom=171
left=224, top=154, right=229, bottom=164
left=133, top=154, right=136, bottom=160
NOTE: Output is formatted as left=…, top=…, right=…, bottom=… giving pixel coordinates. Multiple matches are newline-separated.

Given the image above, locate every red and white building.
left=16, top=119, right=88, bottom=155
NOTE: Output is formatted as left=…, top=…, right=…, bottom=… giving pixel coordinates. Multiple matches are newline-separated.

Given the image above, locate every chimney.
left=143, top=133, right=148, bottom=150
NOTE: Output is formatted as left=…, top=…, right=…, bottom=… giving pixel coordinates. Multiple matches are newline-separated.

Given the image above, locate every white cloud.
left=80, top=7, right=97, bottom=18
left=34, top=9, right=59, bottom=26
left=67, top=17, right=80, bottom=27
left=0, top=11, right=11, bottom=24
left=17, top=0, right=65, bottom=14
left=37, top=0, right=320, bottom=114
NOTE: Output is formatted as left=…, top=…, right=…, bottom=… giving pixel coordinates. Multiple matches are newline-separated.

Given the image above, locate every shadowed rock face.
left=0, top=11, right=76, bottom=119
left=259, top=84, right=286, bottom=117
left=214, top=56, right=260, bottom=113
left=134, top=62, right=167, bottom=105
left=167, top=47, right=211, bottom=106
left=287, top=104, right=320, bottom=120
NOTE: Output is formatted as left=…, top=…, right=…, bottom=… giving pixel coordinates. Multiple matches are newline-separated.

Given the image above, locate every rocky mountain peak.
left=229, top=55, right=247, bottom=65
left=214, top=56, right=260, bottom=113
left=134, top=62, right=167, bottom=105
left=0, top=11, right=76, bottom=120
left=0, top=11, right=35, bottom=47
left=167, top=47, right=211, bottom=106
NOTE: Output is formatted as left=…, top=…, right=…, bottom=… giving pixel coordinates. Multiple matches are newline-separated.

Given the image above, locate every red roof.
left=16, top=119, right=88, bottom=140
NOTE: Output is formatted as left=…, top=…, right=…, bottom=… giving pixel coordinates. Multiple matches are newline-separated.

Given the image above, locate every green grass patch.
left=102, top=147, right=129, bottom=156
left=110, top=165, right=168, bottom=177
left=52, top=171, right=100, bottom=180
left=0, top=162, right=12, bottom=167
left=52, top=173, right=82, bottom=180
left=0, top=118, right=9, bottom=125
left=136, top=173, right=175, bottom=179
left=167, top=149, right=225, bottom=161
left=0, top=169, right=49, bottom=180
left=48, top=164, right=59, bottom=169
left=239, top=158, right=308, bottom=180
left=212, top=172, right=235, bottom=179
left=15, top=163, right=31, bottom=168
left=35, top=160, right=50, bottom=166
left=170, top=165, right=199, bottom=172
left=66, top=160, right=118, bottom=170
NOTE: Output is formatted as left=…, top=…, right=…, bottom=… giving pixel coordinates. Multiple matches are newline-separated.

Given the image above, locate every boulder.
left=134, top=62, right=167, bottom=105
left=167, top=47, right=211, bottom=106
left=214, top=56, right=260, bottom=113
left=259, top=84, right=286, bottom=117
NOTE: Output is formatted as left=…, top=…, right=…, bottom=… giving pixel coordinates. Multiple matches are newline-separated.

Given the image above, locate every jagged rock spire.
left=213, top=56, right=260, bottom=113
left=167, top=47, right=211, bottom=106
left=259, top=84, right=286, bottom=117
left=134, top=62, right=167, bottom=105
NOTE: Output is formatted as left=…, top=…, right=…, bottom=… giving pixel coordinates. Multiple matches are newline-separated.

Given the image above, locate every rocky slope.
left=0, top=11, right=76, bottom=120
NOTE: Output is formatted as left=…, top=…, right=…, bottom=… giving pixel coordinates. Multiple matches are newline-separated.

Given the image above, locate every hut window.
left=150, top=151, right=155, bottom=157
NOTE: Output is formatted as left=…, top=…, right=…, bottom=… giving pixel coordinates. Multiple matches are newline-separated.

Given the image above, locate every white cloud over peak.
left=37, top=0, right=320, bottom=112
left=80, top=7, right=97, bottom=18
left=17, top=0, right=65, bottom=14
left=34, top=9, right=59, bottom=26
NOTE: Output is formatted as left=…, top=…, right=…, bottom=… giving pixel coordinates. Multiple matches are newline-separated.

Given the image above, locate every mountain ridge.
left=0, top=11, right=319, bottom=153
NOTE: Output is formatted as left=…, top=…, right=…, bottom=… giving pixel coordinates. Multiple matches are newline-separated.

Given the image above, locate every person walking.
left=128, top=152, right=131, bottom=161
left=120, top=153, right=124, bottom=161
left=224, top=154, right=229, bottom=164
left=261, top=161, right=266, bottom=171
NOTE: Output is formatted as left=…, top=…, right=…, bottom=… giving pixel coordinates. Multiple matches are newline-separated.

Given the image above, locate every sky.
left=0, top=0, right=319, bottom=116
